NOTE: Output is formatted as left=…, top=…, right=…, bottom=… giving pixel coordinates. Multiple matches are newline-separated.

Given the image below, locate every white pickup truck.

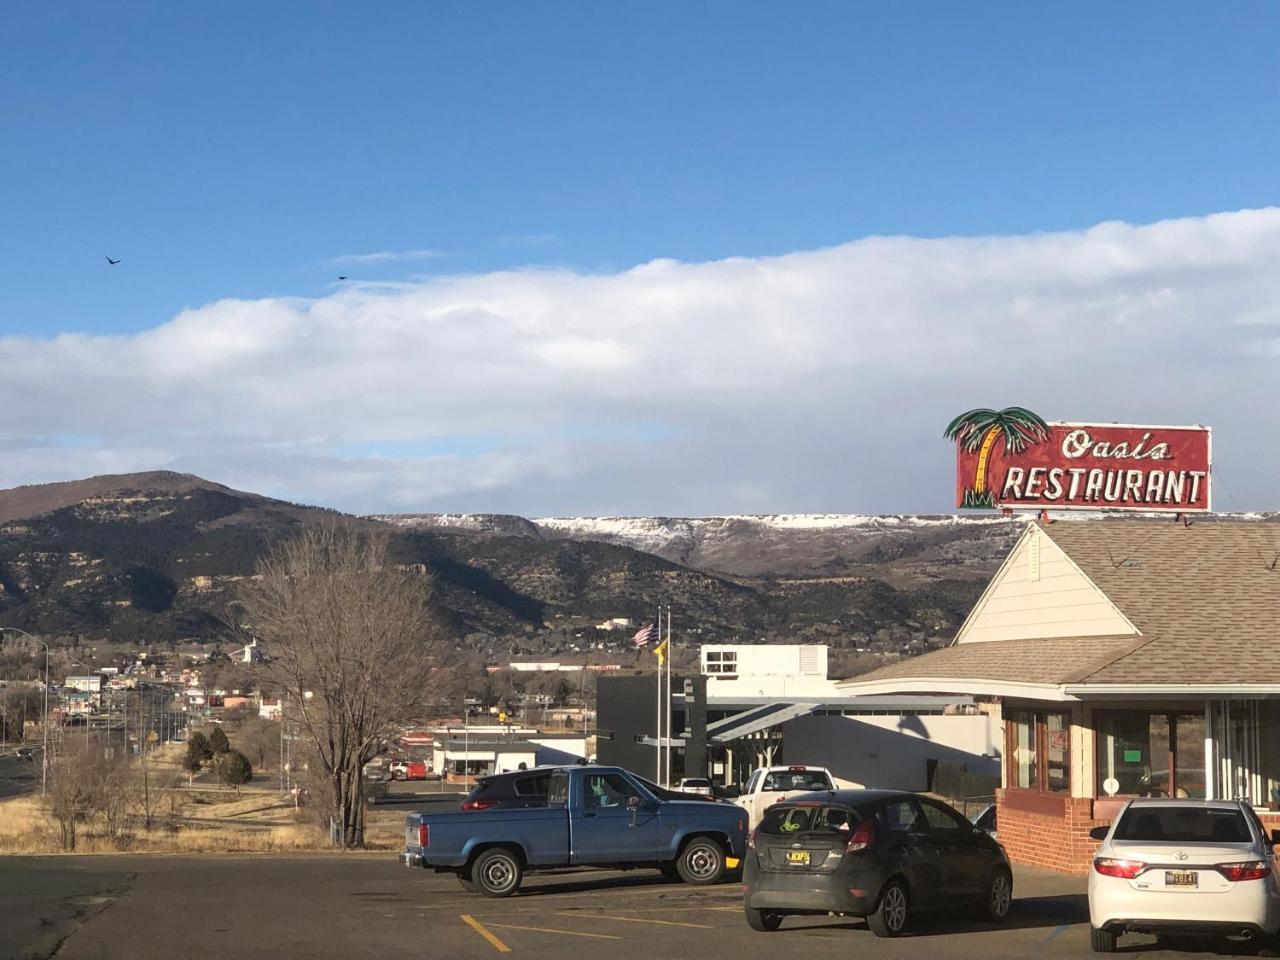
left=734, top=765, right=836, bottom=829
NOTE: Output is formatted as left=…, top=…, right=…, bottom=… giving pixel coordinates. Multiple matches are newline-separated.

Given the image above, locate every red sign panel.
left=949, top=411, right=1211, bottom=512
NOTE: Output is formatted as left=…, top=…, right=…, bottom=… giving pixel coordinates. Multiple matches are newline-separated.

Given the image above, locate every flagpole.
left=664, top=605, right=672, bottom=788
left=654, top=607, right=662, bottom=784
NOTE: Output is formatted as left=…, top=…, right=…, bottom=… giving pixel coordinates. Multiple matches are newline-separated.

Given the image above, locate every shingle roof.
left=848, top=635, right=1147, bottom=687
left=1041, top=519, right=1280, bottom=683
left=849, top=519, right=1280, bottom=689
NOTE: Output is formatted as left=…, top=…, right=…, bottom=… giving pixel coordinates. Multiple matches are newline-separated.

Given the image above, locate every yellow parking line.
left=460, top=914, right=512, bottom=953
left=556, top=912, right=713, bottom=929
left=486, top=922, right=622, bottom=941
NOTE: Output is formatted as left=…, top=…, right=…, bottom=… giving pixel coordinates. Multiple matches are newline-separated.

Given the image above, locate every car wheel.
left=471, top=848, right=523, bottom=898
left=744, top=905, right=783, bottom=932
left=676, top=837, right=726, bottom=885
left=1090, top=926, right=1118, bottom=953
left=982, top=867, right=1013, bottom=922
left=456, top=872, right=477, bottom=892
left=867, top=880, right=910, bottom=938
left=659, top=863, right=681, bottom=883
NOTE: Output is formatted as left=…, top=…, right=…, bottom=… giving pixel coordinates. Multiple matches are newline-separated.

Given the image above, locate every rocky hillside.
left=374, top=512, right=1026, bottom=581
left=0, top=473, right=1006, bottom=658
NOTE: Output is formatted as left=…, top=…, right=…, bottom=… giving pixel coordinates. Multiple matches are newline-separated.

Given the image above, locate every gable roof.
left=1041, top=519, right=1280, bottom=683
left=843, top=518, right=1280, bottom=691
left=847, top=635, right=1148, bottom=686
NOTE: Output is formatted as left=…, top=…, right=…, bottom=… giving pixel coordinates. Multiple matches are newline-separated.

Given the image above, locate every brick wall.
left=997, top=792, right=1280, bottom=876
left=995, top=790, right=1110, bottom=875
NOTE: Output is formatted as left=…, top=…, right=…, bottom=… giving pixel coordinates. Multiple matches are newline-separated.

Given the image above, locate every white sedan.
left=677, top=777, right=714, bottom=797
left=1088, top=798, right=1280, bottom=952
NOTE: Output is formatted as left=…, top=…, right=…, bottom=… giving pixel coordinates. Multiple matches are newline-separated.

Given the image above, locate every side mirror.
left=627, top=795, right=642, bottom=809
left=1089, top=825, right=1109, bottom=841
left=720, top=785, right=740, bottom=799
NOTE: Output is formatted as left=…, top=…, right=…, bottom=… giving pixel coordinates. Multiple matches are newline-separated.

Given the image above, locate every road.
left=2, top=855, right=1264, bottom=960
left=0, top=749, right=40, bottom=800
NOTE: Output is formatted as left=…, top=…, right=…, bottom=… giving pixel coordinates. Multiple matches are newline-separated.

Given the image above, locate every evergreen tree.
left=217, top=750, right=253, bottom=791
left=188, top=731, right=213, bottom=762
left=207, top=725, right=231, bottom=755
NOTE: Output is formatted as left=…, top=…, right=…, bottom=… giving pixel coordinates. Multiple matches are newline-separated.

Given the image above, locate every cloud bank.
left=6, top=209, right=1280, bottom=515
left=332, top=249, right=443, bottom=265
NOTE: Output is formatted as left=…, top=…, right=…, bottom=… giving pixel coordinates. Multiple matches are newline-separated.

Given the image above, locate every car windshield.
left=758, top=805, right=861, bottom=836
left=762, top=770, right=833, bottom=792
left=682, top=779, right=710, bottom=787
left=1114, top=805, right=1252, bottom=844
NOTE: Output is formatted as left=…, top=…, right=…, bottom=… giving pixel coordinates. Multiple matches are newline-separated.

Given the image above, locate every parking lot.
left=5, top=853, right=1276, bottom=960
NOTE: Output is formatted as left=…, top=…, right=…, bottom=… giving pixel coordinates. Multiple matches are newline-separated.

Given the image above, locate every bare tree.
left=46, top=738, right=104, bottom=851
left=238, top=525, right=450, bottom=847
left=233, top=715, right=279, bottom=773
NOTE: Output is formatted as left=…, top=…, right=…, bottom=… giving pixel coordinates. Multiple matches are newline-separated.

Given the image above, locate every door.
left=570, top=772, right=664, bottom=864
left=917, top=798, right=989, bottom=901
left=877, top=798, right=942, bottom=908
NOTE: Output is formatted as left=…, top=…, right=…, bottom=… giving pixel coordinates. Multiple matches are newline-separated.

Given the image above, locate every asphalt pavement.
left=3, top=854, right=1267, bottom=960
left=0, top=748, right=40, bottom=800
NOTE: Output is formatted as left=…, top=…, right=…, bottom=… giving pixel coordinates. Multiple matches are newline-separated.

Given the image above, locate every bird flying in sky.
left=105, top=256, right=121, bottom=265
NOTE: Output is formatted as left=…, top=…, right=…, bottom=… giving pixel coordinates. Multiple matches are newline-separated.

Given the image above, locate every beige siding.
left=957, top=527, right=1137, bottom=644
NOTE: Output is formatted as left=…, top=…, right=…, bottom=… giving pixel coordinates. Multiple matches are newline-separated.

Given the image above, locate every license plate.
left=786, top=850, right=810, bottom=866
left=1165, top=870, right=1198, bottom=887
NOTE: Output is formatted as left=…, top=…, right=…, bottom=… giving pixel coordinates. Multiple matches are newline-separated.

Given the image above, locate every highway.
left=0, top=855, right=1225, bottom=960
left=0, top=747, right=40, bottom=800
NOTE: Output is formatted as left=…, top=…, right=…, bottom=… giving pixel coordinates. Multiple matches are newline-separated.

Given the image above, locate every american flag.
left=630, top=622, right=658, bottom=648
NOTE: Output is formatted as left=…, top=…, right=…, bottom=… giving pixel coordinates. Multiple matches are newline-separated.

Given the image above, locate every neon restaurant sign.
left=946, top=408, right=1211, bottom=512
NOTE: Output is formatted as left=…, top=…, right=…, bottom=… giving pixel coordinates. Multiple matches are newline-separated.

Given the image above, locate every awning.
left=707, top=701, right=820, bottom=744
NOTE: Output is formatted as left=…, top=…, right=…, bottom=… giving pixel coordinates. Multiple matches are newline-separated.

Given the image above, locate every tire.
left=744, top=905, right=783, bottom=932
left=676, top=837, right=726, bottom=885
left=982, top=867, right=1013, bottom=922
left=867, top=880, right=910, bottom=938
left=1090, top=926, right=1118, bottom=953
left=471, top=848, right=523, bottom=898
left=659, top=863, right=682, bottom=883
left=456, top=872, right=477, bottom=892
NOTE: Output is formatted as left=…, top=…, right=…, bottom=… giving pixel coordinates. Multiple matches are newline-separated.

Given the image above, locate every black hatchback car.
left=743, top=789, right=1012, bottom=937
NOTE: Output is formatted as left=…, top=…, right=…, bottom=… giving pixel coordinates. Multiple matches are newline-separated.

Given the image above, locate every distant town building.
left=595, top=617, right=635, bottom=631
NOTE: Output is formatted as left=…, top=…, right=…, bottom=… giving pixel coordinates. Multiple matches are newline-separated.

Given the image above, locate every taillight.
left=461, top=798, right=498, bottom=811
left=417, top=823, right=429, bottom=848
left=846, top=819, right=875, bottom=854
left=1093, top=857, right=1145, bottom=879
left=1218, top=861, right=1272, bottom=882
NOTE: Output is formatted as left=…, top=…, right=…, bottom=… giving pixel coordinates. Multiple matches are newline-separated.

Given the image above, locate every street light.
left=0, top=627, right=50, bottom=796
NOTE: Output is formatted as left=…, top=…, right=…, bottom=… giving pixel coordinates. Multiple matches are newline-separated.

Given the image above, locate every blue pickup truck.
left=401, top=765, right=748, bottom=897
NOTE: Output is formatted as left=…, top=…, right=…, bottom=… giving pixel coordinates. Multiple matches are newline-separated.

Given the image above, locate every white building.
left=700, top=644, right=837, bottom=698
left=64, top=675, right=106, bottom=694
left=690, top=643, right=1000, bottom=794
left=596, top=618, right=635, bottom=631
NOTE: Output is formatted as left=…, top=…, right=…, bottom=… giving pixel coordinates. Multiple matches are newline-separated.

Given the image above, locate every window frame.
left=1093, top=709, right=1206, bottom=800
left=1005, top=709, right=1072, bottom=796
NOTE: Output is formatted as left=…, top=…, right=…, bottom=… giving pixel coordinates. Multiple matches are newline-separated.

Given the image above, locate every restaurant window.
left=1095, top=711, right=1206, bottom=799
left=1006, top=709, right=1071, bottom=794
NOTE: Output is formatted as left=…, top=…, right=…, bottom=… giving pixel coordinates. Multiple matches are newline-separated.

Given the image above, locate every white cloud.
left=332, top=249, right=443, bottom=265
left=3, top=209, right=1280, bottom=515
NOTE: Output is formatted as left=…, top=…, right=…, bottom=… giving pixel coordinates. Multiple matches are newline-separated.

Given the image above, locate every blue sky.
left=0, top=4, right=1278, bottom=514
left=3, top=2, right=1276, bottom=337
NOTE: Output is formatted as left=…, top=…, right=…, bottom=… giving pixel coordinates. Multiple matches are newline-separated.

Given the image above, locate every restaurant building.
left=838, top=517, right=1280, bottom=874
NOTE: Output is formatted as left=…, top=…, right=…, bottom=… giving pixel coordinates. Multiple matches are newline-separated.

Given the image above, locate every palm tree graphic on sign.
left=945, top=407, right=1050, bottom=508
